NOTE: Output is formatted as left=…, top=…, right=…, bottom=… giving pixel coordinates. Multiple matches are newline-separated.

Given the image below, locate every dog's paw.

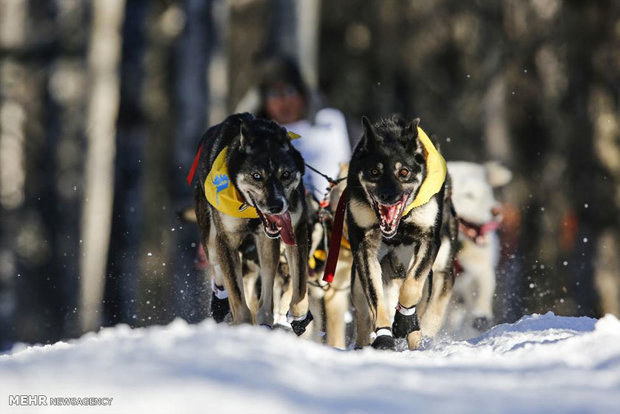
left=210, top=294, right=230, bottom=323
left=288, top=311, right=314, bottom=336
left=407, top=330, right=423, bottom=350
left=371, top=328, right=396, bottom=351
left=392, top=304, right=420, bottom=338
left=473, top=316, right=491, bottom=332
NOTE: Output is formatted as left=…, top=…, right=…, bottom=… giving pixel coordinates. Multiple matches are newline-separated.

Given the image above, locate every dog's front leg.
left=396, top=235, right=438, bottom=349
left=351, top=233, right=394, bottom=349
left=463, top=237, right=498, bottom=331
left=215, top=234, right=252, bottom=324
left=255, top=234, right=280, bottom=327
left=284, top=221, right=312, bottom=336
left=419, top=235, right=456, bottom=338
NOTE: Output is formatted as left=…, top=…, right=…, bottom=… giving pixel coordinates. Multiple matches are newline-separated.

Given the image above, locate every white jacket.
left=283, top=108, right=351, bottom=198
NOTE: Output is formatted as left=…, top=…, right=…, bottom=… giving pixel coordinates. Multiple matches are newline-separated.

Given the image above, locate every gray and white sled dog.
left=346, top=116, right=458, bottom=350
left=445, top=161, right=512, bottom=336
left=191, top=113, right=313, bottom=335
left=304, top=163, right=353, bottom=349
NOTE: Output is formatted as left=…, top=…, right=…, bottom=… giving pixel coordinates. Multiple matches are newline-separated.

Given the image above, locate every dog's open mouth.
left=371, top=193, right=410, bottom=238
left=458, top=218, right=499, bottom=245
left=256, top=210, right=296, bottom=245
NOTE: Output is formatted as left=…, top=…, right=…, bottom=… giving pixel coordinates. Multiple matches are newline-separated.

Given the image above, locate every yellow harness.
left=204, top=131, right=301, bottom=218
left=204, top=147, right=259, bottom=218
left=404, top=126, right=447, bottom=213
left=203, top=127, right=443, bottom=220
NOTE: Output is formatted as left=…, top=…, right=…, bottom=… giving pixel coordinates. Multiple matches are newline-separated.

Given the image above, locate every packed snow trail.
left=2, top=312, right=620, bottom=413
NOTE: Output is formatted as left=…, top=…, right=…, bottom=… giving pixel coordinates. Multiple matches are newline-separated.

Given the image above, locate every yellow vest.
left=204, top=131, right=301, bottom=218
left=404, top=126, right=447, bottom=214
left=202, top=128, right=443, bottom=219
left=204, top=147, right=259, bottom=218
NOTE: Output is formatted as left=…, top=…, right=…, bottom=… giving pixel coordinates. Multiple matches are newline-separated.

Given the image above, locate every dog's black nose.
left=375, top=191, right=399, bottom=205
left=267, top=200, right=285, bottom=214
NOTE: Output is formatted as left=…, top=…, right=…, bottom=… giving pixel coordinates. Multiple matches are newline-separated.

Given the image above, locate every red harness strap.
left=186, top=143, right=204, bottom=186
left=323, top=188, right=348, bottom=283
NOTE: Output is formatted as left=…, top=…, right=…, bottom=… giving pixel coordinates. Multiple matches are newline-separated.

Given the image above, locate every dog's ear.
left=406, top=117, right=420, bottom=138
left=358, top=116, right=378, bottom=152
left=406, top=117, right=423, bottom=156
left=279, top=126, right=291, bottom=151
left=239, top=122, right=255, bottom=153
left=484, top=161, right=512, bottom=187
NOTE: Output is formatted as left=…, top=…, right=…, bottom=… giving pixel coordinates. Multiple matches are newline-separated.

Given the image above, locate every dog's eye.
left=398, top=168, right=410, bottom=178
left=370, top=168, right=380, bottom=177
left=252, top=172, right=262, bottom=181
left=282, top=170, right=291, bottom=180
left=414, top=153, right=425, bottom=165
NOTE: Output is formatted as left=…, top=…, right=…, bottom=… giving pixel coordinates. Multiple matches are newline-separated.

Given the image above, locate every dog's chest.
left=406, top=198, right=439, bottom=228
left=216, top=211, right=261, bottom=233
left=384, top=200, right=438, bottom=246
left=378, top=240, right=418, bottom=278
left=377, top=201, right=439, bottom=271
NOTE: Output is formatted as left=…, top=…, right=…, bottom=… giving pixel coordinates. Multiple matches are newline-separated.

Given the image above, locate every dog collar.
left=403, top=126, right=447, bottom=215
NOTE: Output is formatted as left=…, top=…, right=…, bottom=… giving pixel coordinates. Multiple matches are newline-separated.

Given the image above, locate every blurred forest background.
left=0, top=0, right=618, bottom=349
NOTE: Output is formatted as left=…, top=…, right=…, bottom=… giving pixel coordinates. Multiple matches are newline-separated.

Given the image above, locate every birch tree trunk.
left=79, top=0, right=125, bottom=333
left=296, top=0, right=320, bottom=90
left=0, top=0, right=28, bottom=348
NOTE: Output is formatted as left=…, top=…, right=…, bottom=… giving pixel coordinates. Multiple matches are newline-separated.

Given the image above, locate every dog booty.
left=287, top=311, right=314, bottom=336
left=371, top=328, right=395, bottom=350
left=392, top=304, right=420, bottom=338
left=211, top=282, right=230, bottom=323
left=473, top=316, right=491, bottom=332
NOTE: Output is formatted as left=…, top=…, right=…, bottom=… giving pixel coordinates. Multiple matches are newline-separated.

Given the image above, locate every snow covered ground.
left=2, top=312, right=620, bottom=414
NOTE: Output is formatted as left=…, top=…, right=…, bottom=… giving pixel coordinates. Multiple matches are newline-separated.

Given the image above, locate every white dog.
left=445, top=161, right=512, bottom=337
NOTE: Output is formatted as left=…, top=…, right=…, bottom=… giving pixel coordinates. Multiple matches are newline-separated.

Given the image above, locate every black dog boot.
left=210, top=282, right=230, bottom=323
left=371, top=328, right=396, bottom=350
left=473, top=316, right=491, bottom=332
left=288, top=311, right=314, bottom=336
left=392, top=303, right=420, bottom=338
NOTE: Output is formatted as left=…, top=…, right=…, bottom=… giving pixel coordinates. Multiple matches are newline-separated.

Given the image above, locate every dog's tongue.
left=379, top=203, right=400, bottom=224
left=268, top=212, right=296, bottom=245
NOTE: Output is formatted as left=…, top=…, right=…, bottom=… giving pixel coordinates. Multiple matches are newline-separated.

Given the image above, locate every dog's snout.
left=491, top=205, right=502, bottom=217
left=375, top=190, right=399, bottom=205
left=377, top=193, right=390, bottom=203
left=266, top=198, right=287, bottom=214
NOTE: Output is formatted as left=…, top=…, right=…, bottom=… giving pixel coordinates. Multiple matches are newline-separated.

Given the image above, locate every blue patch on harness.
left=212, top=174, right=229, bottom=204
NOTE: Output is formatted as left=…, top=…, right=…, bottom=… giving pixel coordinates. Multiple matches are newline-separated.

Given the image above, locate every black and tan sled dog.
left=190, top=113, right=313, bottom=335
left=347, top=116, right=457, bottom=350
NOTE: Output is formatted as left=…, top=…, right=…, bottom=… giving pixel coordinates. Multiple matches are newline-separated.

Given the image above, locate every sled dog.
left=347, top=116, right=457, bottom=350
left=191, top=113, right=312, bottom=334
left=446, top=161, right=511, bottom=334
left=305, top=164, right=353, bottom=349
